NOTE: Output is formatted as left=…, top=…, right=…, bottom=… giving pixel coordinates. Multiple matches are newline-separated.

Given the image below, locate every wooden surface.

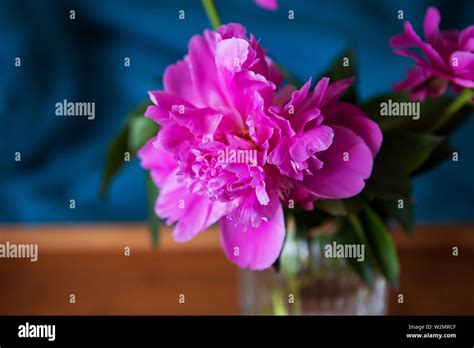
left=0, top=224, right=472, bottom=315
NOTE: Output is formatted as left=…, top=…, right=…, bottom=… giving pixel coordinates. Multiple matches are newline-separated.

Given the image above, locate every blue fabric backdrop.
left=0, top=0, right=472, bottom=222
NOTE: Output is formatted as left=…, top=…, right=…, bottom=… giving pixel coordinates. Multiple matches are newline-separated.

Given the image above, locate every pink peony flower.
left=390, top=7, right=474, bottom=101
left=255, top=0, right=278, bottom=10
left=269, top=77, right=382, bottom=210
left=139, top=23, right=381, bottom=270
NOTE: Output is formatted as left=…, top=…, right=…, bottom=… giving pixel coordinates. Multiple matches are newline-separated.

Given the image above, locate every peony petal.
left=268, top=138, right=302, bottom=180
left=216, top=23, right=247, bottom=39
left=389, top=32, right=418, bottom=48
left=255, top=0, right=278, bottom=10
left=156, top=124, right=193, bottom=153
left=273, top=85, right=296, bottom=107
left=304, top=126, right=373, bottom=199
left=320, top=77, right=355, bottom=107
left=449, top=51, right=474, bottom=80
left=216, top=38, right=250, bottom=73
left=226, top=188, right=280, bottom=228
left=423, top=7, right=441, bottom=46
left=393, top=66, right=432, bottom=91
left=186, top=31, right=227, bottom=109
left=311, top=77, right=330, bottom=107
left=145, top=91, right=192, bottom=126
left=220, top=203, right=285, bottom=270
left=170, top=106, right=223, bottom=136
left=138, top=138, right=178, bottom=187
left=283, top=79, right=312, bottom=113
left=155, top=171, right=228, bottom=242
left=323, top=102, right=382, bottom=156
left=402, top=21, right=446, bottom=68
left=447, top=75, right=474, bottom=88
left=459, top=25, right=474, bottom=52
left=289, top=125, right=334, bottom=162
left=163, top=59, right=202, bottom=107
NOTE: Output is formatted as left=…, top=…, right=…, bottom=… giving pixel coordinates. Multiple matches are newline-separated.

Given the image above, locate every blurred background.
left=0, top=0, right=473, bottom=315
left=1, top=0, right=473, bottom=223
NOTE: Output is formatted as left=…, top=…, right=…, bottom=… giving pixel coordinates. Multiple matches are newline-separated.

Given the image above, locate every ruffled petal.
left=155, top=171, right=228, bottom=242
left=216, top=38, right=250, bottom=73
left=138, top=138, right=178, bottom=187
left=156, top=124, right=193, bottom=153
left=289, top=125, right=334, bottom=162
left=170, top=106, right=223, bottom=136
left=163, top=59, right=202, bottom=107
left=320, top=77, right=354, bottom=107
left=145, top=91, right=192, bottom=126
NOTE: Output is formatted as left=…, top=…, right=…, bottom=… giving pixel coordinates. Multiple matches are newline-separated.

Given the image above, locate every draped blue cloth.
left=0, top=0, right=472, bottom=222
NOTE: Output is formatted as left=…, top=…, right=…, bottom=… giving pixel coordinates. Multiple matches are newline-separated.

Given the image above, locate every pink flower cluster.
left=390, top=7, right=474, bottom=100
left=139, top=24, right=382, bottom=270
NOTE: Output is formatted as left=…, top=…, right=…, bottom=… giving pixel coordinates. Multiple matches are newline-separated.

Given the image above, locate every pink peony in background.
left=139, top=23, right=382, bottom=270
left=255, top=0, right=278, bottom=10
left=390, top=7, right=474, bottom=101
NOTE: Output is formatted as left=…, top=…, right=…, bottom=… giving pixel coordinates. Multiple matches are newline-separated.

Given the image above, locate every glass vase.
left=239, top=220, right=388, bottom=315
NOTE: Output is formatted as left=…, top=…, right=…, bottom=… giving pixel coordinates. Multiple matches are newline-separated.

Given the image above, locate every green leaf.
left=100, top=125, right=129, bottom=198
left=314, top=199, right=347, bottom=216
left=100, top=100, right=162, bottom=247
left=145, top=172, right=160, bottom=248
left=362, top=92, right=410, bottom=130
left=279, top=218, right=304, bottom=277
left=322, top=49, right=357, bottom=103
left=364, top=164, right=412, bottom=200
left=314, top=196, right=365, bottom=216
left=100, top=100, right=153, bottom=198
left=429, top=89, right=473, bottom=134
left=128, top=116, right=159, bottom=155
left=364, top=178, right=412, bottom=200
left=383, top=131, right=444, bottom=174
left=364, top=130, right=442, bottom=199
left=412, top=139, right=454, bottom=176
left=292, top=209, right=330, bottom=234
left=362, top=92, right=473, bottom=135
left=359, top=205, right=400, bottom=287
left=375, top=196, right=414, bottom=235
left=335, top=216, right=377, bottom=288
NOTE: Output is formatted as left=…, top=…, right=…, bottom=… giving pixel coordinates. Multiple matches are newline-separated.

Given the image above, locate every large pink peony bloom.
left=139, top=23, right=382, bottom=270
left=390, top=7, right=474, bottom=101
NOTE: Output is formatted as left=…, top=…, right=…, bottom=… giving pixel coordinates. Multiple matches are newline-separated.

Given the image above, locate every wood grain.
left=0, top=224, right=472, bottom=315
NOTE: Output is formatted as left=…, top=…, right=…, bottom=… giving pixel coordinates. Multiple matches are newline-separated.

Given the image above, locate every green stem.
left=428, top=88, right=473, bottom=133
left=288, top=277, right=302, bottom=314
left=200, top=0, right=300, bottom=91
left=271, top=288, right=288, bottom=315
left=201, top=0, right=221, bottom=29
